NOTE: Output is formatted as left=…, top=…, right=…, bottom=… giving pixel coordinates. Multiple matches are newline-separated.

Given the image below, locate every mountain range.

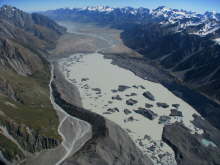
left=44, top=6, right=220, bottom=37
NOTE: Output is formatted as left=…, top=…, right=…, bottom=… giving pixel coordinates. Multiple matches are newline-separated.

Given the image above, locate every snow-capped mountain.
left=83, top=6, right=150, bottom=16
left=84, top=6, right=114, bottom=12
left=43, top=6, right=220, bottom=37
left=204, top=11, right=220, bottom=21
left=43, top=6, right=151, bottom=25
left=151, top=6, right=220, bottom=36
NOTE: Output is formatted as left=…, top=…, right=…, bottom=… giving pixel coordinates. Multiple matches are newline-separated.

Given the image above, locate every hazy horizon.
left=0, top=0, right=220, bottom=13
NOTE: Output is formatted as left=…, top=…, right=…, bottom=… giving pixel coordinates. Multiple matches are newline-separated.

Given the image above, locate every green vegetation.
left=0, top=67, right=60, bottom=139
left=0, top=134, right=24, bottom=161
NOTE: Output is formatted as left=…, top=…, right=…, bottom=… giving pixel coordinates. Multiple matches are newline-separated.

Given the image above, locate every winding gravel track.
left=49, top=65, right=92, bottom=165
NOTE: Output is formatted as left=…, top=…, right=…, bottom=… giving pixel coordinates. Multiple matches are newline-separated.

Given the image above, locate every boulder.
left=125, top=93, right=137, bottom=97
left=112, top=95, right=122, bottom=101
left=103, top=112, right=112, bottom=115
left=143, top=91, right=155, bottom=101
left=130, top=93, right=137, bottom=96
left=128, top=116, right=134, bottom=122
left=124, top=116, right=135, bottom=123
left=145, top=103, right=154, bottom=108
left=107, top=108, right=120, bottom=113
left=111, top=89, right=118, bottom=93
left=118, top=85, right=130, bottom=92
left=156, top=102, right=169, bottom=108
left=134, top=108, right=157, bottom=120
left=126, top=98, right=138, bottom=106
left=124, top=109, right=132, bottom=115
left=172, top=104, right=180, bottom=109
left=139, top=85, right=145, bottom=89
left=159, top=116, right=171, bottom=124
left=170, top=109, right=183, bottom=117
left=132, top=85, right=139, bottom=89
left=81, top=78, right=89, bottom=82
left=92, top=88, right=101, bottom=92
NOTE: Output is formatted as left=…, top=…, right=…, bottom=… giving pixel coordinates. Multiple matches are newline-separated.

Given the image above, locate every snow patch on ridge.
left=214, top=38, right=220, bottom=45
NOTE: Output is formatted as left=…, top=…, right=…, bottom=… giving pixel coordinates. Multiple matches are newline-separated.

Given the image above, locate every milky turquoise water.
left=201, top=139, right=217, bottom=148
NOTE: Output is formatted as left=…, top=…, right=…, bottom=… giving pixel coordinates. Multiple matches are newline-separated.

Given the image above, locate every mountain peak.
left=84, top=6, right=114, bottom=12
left=154, top=6, right=170, bottom=11
left=0, top=5, right=19, bottom=12
left=0, top=5, right=27, bottom=17
left=0, top=5, right=34, bottom=29
left=204, top=11, right=220, bottom=21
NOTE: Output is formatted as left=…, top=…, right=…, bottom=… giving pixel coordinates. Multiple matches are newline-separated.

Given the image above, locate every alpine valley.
left=0, top=4, right=220, bottom=165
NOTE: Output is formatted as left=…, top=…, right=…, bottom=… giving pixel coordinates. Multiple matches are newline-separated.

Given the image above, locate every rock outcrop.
left=0, top=119, right=59, bottom=153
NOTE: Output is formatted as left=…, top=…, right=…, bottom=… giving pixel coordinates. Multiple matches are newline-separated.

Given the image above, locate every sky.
left=0, top=0, right=220, bottom=13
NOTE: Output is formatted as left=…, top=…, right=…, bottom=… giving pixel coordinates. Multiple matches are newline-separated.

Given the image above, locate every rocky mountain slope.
left=0, top=5, right=65, bottom=164
left=121, top=23, right=220, bottom=102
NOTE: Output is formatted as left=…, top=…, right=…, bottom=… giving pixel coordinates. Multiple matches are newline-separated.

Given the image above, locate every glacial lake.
left=59, top=53, right=204, bottom=165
